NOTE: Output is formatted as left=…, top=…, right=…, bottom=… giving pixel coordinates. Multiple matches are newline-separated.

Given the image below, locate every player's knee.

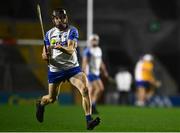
left=41, top=96, right=49, bottom=103
left=81, top=88, right=89, bottom=97
left=49, top=96, right=57, bottom=103
left=42, top=95, right=56, bottom=103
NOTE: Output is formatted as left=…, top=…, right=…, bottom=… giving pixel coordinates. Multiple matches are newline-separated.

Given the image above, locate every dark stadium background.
left=0, top=0, right=180, bottom=105
left=1, top=0, right=180, bottom=132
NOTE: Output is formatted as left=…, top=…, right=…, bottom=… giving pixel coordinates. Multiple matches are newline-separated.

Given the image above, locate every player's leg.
left=89, top=81, right=98, bottom=113
left=135, top=87, right=146, bottom=107
left=36, top=82, right=62, bottom=122
left=97, top=79, right=104, bottom=97
left=69, top=72, right=100, bottom=130
left=41, top=83, right=62, bottom=105
left=146, top=88, right=154, bottom=100
left=70, top=72, right=91, bottom=115
left=91, top=79, right=104, bottom=114
left=88, top=83, right=94, bottom=113
left=145, top=86, right=156, bottom=105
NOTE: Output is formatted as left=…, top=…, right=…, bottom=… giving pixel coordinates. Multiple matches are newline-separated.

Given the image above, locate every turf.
left=0, top=104, right=180, bottom=132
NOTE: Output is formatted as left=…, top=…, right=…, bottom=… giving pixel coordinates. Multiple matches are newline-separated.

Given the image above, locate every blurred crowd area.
left=0, top=0, right=180, bottom=106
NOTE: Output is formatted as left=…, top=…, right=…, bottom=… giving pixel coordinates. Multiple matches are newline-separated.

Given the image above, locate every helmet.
left=143, top=54, right=154, bottom=61
left=52, top=8, right=67, bottom=19
left=89, top=34, right=99, bottom=42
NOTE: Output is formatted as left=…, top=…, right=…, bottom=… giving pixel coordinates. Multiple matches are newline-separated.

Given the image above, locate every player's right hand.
left=42, top=52, right=49, bottom=60
left=54, top=44, right=62, bottom=49
left=155, top=80, right=161, bottom=88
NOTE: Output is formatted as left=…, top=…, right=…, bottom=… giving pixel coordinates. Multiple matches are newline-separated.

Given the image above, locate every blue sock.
left=86, top=115, right=92, bottom=123
left=92, top=102, right=96, bottom=108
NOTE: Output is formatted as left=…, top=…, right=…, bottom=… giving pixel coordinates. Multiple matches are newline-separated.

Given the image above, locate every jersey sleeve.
left=68, top=27, right=79, bottom=42
left=83, top=47, right=91, bottom=58
left=44, top=31, right=50, bottom=46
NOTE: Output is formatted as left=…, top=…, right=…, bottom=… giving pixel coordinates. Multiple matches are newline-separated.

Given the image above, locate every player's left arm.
left=54, top=27, right=78, bottom=55
left=150, top=63, right=161, bottom=88
left=82, top=48, right=91, bottom=73
left=151, top=76, right=161, bottom=88
left=100, top=61, right=109, bottom=79
left=55, top=40, right=76, bottom=55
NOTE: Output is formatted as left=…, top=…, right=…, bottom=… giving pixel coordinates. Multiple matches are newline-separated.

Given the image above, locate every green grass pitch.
left=0, top=104, right=180, bottom=131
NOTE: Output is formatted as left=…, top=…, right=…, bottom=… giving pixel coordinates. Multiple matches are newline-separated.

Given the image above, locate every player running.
left=36, top=8, right=100, bottom=130
left=135, top=54, right=161, bottom=107
left=82, top=34, right=109, bottom=114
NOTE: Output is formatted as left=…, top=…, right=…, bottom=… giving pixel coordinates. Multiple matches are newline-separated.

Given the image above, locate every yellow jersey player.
left=82, top=34, right=109, bottom=114
left=36, top=8, right=100, bottom=130
left=135, top=54, right=160, bottom=106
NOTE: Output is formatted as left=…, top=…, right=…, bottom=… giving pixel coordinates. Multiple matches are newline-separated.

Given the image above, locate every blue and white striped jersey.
left=44, top=25, right=79, bottom=72
left=83, top=46, right=102, bottom=76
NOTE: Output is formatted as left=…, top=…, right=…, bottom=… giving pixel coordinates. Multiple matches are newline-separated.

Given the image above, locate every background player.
left=36, top=8, right=100, bottom=130
left=82, top=34, right=109, bottom=114
left=135, top=54, right=161, bottom=107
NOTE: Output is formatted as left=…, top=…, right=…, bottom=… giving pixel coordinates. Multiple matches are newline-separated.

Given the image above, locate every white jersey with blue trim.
left=44, top=25, right=79, bottom=72
left=83, top=46, right=102, bottom=75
